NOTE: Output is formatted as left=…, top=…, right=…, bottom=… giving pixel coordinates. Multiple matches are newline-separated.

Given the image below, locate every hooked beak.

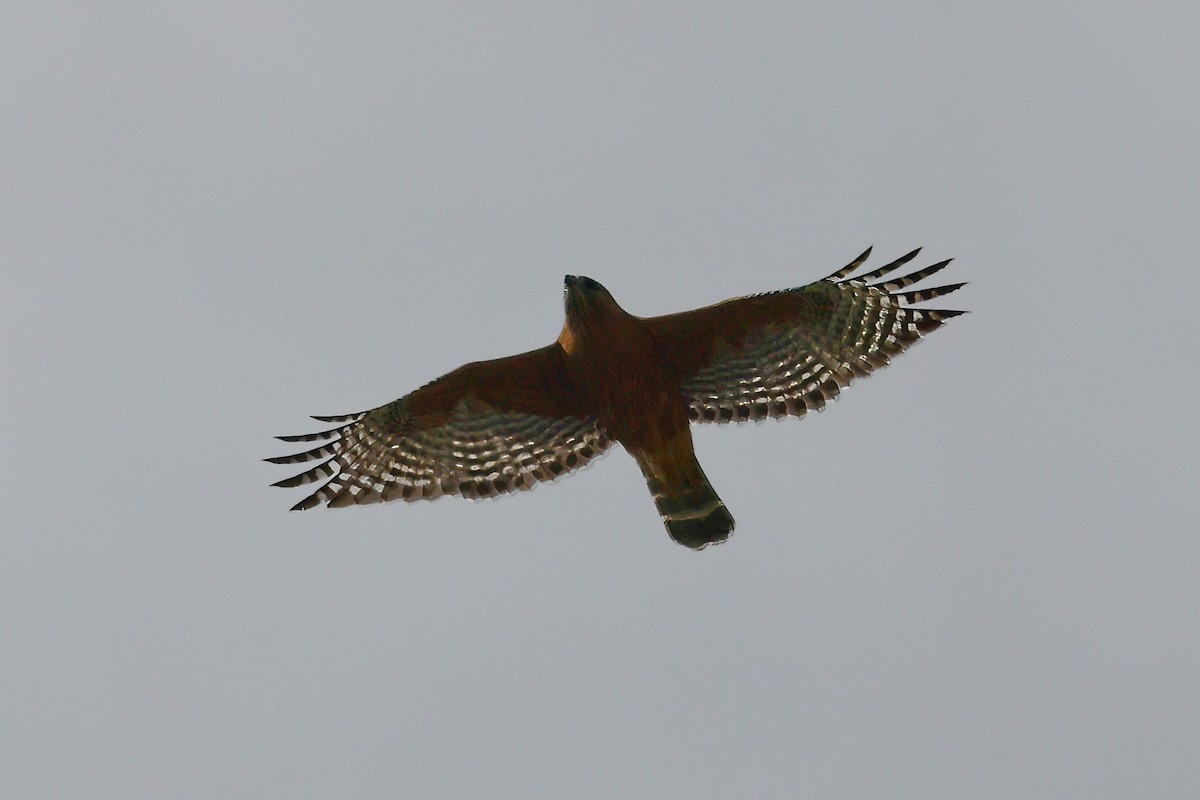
left=563, top=275, right=603, bottom=314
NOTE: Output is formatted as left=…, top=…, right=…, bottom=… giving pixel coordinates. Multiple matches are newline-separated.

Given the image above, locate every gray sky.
left=3, top=2, right=1197, bottom=798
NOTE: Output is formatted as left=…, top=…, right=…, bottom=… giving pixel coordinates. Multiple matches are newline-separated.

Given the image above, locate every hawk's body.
left=270, top=248, right=966, bottom=549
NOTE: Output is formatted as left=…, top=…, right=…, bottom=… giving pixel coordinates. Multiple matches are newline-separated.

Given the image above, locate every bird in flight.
left=269, top=247, right=965, bottom=549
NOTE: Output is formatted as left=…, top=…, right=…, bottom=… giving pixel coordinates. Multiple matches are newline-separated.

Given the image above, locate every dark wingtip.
left=311, top=411, right=364, bottom=423
left=855, top=247, right=925, bottom=283
left=290, top=495, right=321, bottom=511
left=824, top=246, right=874, bottom=281
left=895, top=281, right=968, bottom=304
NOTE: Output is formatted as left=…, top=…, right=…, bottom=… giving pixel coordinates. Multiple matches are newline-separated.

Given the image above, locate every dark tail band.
left=644, top=469, right=735, bottom=550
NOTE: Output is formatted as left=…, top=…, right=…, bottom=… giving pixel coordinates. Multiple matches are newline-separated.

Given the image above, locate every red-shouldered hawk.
left=269, top=247, right=966, bottom=549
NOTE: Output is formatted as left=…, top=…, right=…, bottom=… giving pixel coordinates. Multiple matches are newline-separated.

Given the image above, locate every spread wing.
left=268, top=344, right=610, bottom=509
left=645, top=247, right=966, bottom=424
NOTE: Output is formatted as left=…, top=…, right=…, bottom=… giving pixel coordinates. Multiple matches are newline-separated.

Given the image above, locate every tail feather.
left=642, top=465, right=734, bottom=550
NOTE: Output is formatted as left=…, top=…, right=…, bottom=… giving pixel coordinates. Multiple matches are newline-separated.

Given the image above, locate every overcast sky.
left=3, top=2, right=1198, bottom=798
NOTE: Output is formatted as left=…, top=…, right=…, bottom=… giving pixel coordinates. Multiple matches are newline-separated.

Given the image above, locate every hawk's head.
left=560, top=275, right=628, bottom=352
left=563, top=275, right=621, bottom=319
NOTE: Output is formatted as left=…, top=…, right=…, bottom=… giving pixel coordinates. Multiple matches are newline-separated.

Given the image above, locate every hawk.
left=269, top=247, right=965, bottom=549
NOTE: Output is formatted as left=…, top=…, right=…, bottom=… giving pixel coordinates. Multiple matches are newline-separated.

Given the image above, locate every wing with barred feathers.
left=268, top=344, right=610, bottom=509
left=645, top=247, right=967, bottom=424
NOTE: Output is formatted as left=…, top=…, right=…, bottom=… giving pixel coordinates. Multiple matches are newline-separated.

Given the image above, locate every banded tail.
left=640, top=460, right=735, bottom=550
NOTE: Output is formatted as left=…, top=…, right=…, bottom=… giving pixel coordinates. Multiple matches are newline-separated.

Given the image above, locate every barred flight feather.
left=822, top=246, right=874, bottom=282
left=272, top=398, right=610, bottom=511
left=854, top=247, right=923, bottom=283
left=682, top=248, right=966, bottom=425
